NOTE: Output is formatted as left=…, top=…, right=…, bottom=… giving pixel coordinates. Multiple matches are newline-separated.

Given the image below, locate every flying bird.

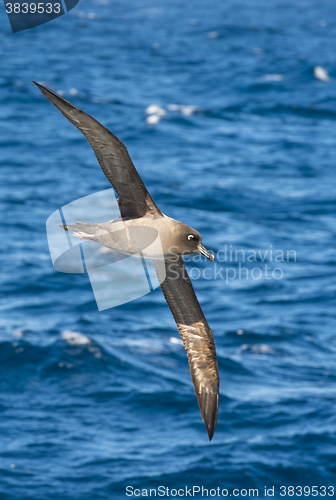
left=33, top=82, right=220, bottom=441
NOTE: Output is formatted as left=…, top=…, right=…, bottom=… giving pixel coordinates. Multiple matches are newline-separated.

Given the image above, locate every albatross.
left=33, top=81, right=220, bottom=441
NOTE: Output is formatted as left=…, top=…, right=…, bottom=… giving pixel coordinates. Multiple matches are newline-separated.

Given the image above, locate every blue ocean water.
left=1, top=0, right=336, bottom=498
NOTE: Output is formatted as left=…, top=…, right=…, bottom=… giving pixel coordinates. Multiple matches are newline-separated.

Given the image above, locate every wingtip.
left=200, top=389, right=219, bottom=442
left=32, top=80, right=44, bottom=90
left=207, top=423, right=216, bottom=441
left=32, top=80, right=85, bottom=121
left=32, top=81, right=53, bottom=99
left=205, top=415, right=217, bottom=441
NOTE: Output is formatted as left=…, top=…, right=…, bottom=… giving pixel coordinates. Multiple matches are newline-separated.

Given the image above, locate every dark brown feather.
left=34, top=81, right=219, bottom=439
left=155, top=255, right=219, bottom=440
left=33, top=82, right=162, bottom=220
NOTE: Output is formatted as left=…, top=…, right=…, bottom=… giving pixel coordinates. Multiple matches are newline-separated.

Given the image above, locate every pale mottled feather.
left=155, top=256, right=219, bottom=440
left=34, top=82, right=220, bottom=440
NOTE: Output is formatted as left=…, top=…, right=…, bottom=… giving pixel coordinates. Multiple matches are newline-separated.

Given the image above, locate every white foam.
left=69, top=88, right=79, bottom=96
left=145, top=105, right=166, bottom=116
left=242, top=343, right=275, bottom=354
left=169, top=337, right=183, bottom=345
left=252, top=344, right=275, bottom=354
left=207, top=31, right=219, bottom=39
left=61, top=330, right=91, bottom=346
left=264, top=74, right=284, bottom=82
left=168, top=104, right=198, bottom=115
left=314, top=66, right=330, bottom=82
left=13, top=329, right=24, bottom=338
left=75, top=11, right=98, bottom=19
left=180, top=105, right=198, bottom=116
left=146, top=114, right=161, bottom=124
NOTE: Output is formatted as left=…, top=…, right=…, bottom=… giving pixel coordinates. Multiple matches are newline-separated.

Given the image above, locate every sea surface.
left=1, top=0, right=336, bottom=498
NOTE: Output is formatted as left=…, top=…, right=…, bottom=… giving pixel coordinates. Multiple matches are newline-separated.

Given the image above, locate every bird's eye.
left=187, top=234, right=195, bottom=240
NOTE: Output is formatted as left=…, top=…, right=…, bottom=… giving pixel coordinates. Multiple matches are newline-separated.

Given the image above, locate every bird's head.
left=168, top=223, right=215, bottom=262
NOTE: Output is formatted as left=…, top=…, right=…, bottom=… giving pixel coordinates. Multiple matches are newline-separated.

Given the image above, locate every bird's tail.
left=59, top=222, right=98, bottom=241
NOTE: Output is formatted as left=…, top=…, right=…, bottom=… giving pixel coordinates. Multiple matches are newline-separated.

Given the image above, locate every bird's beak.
left=198, top=244, right=215, bottom=262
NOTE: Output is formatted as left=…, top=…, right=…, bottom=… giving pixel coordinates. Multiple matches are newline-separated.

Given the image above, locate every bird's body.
left=34, top=81, right=220, bottom=441
left=63, top=215, right=213, bottom=260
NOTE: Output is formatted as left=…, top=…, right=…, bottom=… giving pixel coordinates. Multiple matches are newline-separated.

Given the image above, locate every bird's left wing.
left=33, top=82, right=162, bottom=220
left=155, top=255, right=219, bottom=440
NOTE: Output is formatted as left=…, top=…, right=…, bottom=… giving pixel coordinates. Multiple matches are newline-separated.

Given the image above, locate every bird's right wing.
left=155, top=255, right=219, bottom=440
left=33, top=82, right=162, bottom=220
